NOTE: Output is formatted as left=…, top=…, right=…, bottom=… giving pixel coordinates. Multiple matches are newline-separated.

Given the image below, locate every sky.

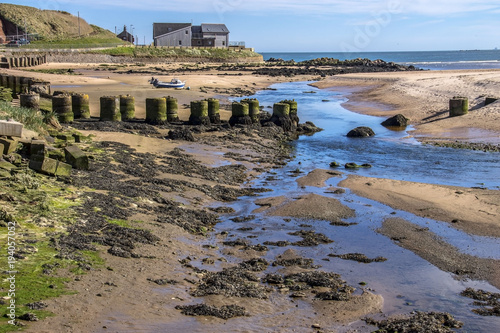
left=3, top=0, right=500, bottom=52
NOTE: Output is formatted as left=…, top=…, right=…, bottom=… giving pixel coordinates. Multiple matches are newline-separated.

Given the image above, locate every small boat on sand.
left=149, top=77, right=186, bottom=88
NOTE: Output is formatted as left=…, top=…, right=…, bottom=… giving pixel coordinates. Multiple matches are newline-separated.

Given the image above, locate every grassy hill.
left=0, top=3, right=123, bottom=44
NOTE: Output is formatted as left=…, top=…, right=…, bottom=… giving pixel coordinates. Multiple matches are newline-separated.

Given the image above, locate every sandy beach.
left=312, top=69, right=500, bottom=145
left=3, top=62, right=499, bottom=332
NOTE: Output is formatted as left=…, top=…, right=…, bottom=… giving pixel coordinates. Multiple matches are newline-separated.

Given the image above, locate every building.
left=153, top=23, right=229, bottom=47
left=117, top=25, right=134, bottom=44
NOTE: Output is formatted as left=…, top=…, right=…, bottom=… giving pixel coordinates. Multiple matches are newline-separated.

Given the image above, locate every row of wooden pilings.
left=17, top=90, right=300, bottom=131
left=0, top=72, right=50, bottom=98
left=0, top=55, right=47, bottom=69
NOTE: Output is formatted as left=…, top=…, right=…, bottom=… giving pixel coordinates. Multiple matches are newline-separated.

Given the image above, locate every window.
left=197, top=41, right=201, bottom=45
left=179, top=40, right=182, bottom=45
left=185, top=30, right=188, bottom=34
left=222, top=41, right=225, bottom=46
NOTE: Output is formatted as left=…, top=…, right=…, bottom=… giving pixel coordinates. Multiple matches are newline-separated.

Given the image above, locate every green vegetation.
left=25, top=68, right=79, bottom=75
left=27, top=25, right=125, bottom=48
left=0, top=169, right=81, bottom=332
left=92, top=46, right=262, bottom=59
left=0, top=101, right=49, bottom=134
left=0, top=3, right=125, bottom=48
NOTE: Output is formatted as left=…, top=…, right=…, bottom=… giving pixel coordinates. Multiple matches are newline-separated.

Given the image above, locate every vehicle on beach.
left=6, top=39, right=30, bottom=47
left=149, top=77, right=186, bottom=88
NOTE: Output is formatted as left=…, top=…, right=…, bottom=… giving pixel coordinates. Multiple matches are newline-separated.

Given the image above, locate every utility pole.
left=78, top=11, right=81, bottom=37
left=24, top=18, right=27, bottom=40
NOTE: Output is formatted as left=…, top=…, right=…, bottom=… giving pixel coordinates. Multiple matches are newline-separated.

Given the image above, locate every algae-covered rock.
left=347, top=126, right=375, bottom=137
left=381, top=114, right=409, bottom=127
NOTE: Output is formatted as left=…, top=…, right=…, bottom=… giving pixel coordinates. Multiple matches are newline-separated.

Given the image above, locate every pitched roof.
left=153, top=23, right=191, bottom=38
left=191, top=25, right=202, bottom=34
left=201, top=24, right=229, bottom=34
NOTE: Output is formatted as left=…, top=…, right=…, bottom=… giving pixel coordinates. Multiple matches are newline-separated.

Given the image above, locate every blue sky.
left=4, top=0, right=500, bottom=52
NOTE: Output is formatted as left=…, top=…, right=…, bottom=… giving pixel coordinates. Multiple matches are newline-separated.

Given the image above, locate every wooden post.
left=449, top=97, right=469, bottom=117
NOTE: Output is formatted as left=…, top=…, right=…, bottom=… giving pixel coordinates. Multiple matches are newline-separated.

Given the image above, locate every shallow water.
left=210, top=82, right=500, bottom=331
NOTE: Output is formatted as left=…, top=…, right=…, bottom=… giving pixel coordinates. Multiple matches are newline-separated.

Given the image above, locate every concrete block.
left=56, top=134, right=75, bottom=143
left=64, top=145, right=89, bottom=170
left=30, top=140, right=46, bottom=157
left=55, top=161, right=72, bottom=177
left=29, top=157, right=72, bottom=177
left=0, top=137, right=19, bottom=155
left=30, top=157, right=57, bottom=176
left=0, top=120, right=23, bottom=137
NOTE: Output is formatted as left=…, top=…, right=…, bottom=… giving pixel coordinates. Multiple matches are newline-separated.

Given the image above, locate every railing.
left=0, top=43, right=127, bottom=52
left=229, top=41, right=245, bottom=47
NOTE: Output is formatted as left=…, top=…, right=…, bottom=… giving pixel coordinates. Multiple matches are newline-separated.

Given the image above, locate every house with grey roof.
left=117, top=25, right=134, bottom=44
left=153, top=23, right=229, bottom=47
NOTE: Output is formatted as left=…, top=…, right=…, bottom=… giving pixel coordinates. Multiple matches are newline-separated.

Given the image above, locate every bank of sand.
left=11, top=64, right=500, bottom=332
left=312, top=69, right=500, bottom=144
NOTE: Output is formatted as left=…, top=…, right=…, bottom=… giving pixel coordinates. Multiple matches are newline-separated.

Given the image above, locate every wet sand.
left=10, top=64, right=500, bottom=332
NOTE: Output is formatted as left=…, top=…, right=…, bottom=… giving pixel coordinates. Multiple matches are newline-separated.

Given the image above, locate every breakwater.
left=0, top=55, right=47, bottom=69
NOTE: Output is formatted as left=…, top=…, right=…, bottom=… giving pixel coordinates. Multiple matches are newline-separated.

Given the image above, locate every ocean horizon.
left=260, top=49, right=500, bottom=70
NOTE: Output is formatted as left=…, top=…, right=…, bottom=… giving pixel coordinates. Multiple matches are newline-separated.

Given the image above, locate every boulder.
left=168, top=128, right=195, bottom=142
left=347, top=127, right=375, bottom=137
left=381, top=114, right=409, bottom=127
left=64, top=145, right=89, bottom=170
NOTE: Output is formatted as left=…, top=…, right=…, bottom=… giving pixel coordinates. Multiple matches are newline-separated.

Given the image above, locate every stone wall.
left=45, top=52, right=263, bottom=64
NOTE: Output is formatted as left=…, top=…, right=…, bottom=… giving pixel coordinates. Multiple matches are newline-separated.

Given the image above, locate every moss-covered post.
left=281, top=99, right=299, bottom=126
left=207, top=98, right=221, bottom=124
left=52, top=95, right=74, bottom=123
left=120, top=95, right=135, bottom=121
left=100, top=96, right=121, bottom=121
left=271, top=102, right=293, bottom=132
left=20, top=77, right=30, bottom=94
left=14, top=76, right=22, bottom=96
left=189, top=100, right=210, bottom=125
left=166, top=96, right=179, bottom=122
left=241, top=98, right=260, bottom=123
left=449, top=97, right=469, bottom=117
left=145, top=97, right=167, bottom=124
left=7, top=75, right=16, bottom=98
left=72, top=93, right=91, bottom=119
left=229, top=101, right=252, bottom=126
left=20, top=93, right=40, bottom=110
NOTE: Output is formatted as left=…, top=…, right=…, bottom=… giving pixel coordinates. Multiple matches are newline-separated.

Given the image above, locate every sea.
left=260, top=49, right=500, bottom=70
